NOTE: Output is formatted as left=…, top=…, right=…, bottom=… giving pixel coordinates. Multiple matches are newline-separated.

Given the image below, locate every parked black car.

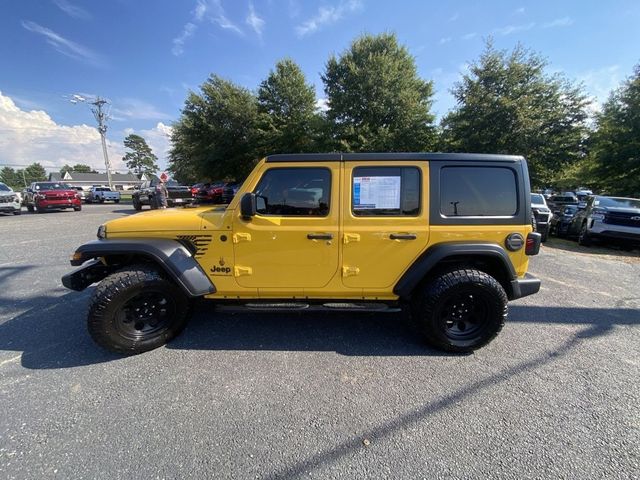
left=550, top=204, right=579, bottom=237
left=568, top=195, right=640, bottom=246
left=132, top=177, right=194, bottom=210
left=547, top=194, right=578, bottom=212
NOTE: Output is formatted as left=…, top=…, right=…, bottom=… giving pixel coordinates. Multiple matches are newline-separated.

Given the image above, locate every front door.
left=341, top=162, right=430, bottom=289
left=232, top=163, right=340, bottom=292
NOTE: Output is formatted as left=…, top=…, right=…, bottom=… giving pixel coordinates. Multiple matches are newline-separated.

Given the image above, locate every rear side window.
left=352, top=167, right=420, bottom=216
left=440, top=167, right=517, bottom=217
left=254, top=168, right=331, bottom=216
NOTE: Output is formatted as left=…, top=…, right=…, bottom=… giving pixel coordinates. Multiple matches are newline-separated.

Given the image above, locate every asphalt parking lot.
left=1, top=205, right=639, bottom=479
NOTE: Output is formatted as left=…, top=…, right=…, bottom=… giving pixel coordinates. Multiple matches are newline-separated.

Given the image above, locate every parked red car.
left=23, top=182, right=82, bottom=213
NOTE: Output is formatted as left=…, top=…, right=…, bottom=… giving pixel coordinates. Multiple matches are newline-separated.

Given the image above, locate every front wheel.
left=87, top=265, right=191, bottom=354
left=412, top=269, right=507, bottom=353
left=132, top=197, right=142, bottom=211
left=73, top=204, right=82, bottom=211
left=578, top=222, right=592, bottom=246
left=13, top=209, right=21, bottom=215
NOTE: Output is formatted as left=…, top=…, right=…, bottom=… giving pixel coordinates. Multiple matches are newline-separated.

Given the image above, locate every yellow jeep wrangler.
left=63, top=153, right=541, bottom=354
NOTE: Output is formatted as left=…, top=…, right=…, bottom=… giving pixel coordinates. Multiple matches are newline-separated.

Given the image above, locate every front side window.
left=440, top=167, right=518, bottom=217
left=254, top=168, right=331, bottom=216
left=352, top=167, right=420, bottom=216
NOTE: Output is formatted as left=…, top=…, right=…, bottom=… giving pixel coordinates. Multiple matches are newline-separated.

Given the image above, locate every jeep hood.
left=105, top=206, right=227, bottom=234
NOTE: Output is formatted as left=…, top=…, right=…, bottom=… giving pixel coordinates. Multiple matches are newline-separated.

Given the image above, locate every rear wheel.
left=88, top=265, right=191, bottom=354
left=132, top=197, right=142, bottom=211
left=13, top=209, right=21, bottom=215
left=412, top=269, right=507, bottom=353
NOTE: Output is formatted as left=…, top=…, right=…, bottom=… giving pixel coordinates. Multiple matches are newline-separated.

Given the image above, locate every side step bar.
left=216, top=302, right=401, bottom=313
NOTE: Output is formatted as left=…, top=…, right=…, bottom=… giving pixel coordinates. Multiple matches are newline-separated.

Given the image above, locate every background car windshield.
left=166, top=180, right=180, bottom=187
left=0, top=182, right=10, bottom=192
left=596, top=197, right=640, bottom=209
left=36, top=183, right=72, bottom=190
left=531, top=194, right=545, bottom=203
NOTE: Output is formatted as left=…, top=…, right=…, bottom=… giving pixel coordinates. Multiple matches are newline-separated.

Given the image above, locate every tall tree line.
left=169, top=33, right=637, bottom=196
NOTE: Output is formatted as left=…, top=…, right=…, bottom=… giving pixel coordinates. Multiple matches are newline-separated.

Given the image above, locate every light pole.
left=70, top=94, right=114, bottom=190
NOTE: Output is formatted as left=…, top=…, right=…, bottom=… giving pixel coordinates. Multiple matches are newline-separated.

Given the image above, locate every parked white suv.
left=0, top=182, right=22, bottom=215
left=531, top=193, right=552, bottom=242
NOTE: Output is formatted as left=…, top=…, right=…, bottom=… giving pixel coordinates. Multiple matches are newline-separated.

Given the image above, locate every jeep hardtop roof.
left=265, top=152, right=525, bottom=163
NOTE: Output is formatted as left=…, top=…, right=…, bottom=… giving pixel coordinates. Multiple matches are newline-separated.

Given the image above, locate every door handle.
left=307, top=233, right=333, bottom=240
left=390, top=233, right=417, bottom=240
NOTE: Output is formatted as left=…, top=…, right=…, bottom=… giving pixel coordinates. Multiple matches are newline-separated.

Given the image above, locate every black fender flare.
left=393, top=242, right=517, bottom=299
left=64, top=238, right=216, bottom=297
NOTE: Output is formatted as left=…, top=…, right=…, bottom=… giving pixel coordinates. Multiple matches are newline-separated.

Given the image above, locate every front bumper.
left=510, top=273, right=541, bottom=300
left=37, top=198, right=81, bottom=209
left=0, top=202, right=21, bottom=212
left=590, top=221, right=640, bottom=243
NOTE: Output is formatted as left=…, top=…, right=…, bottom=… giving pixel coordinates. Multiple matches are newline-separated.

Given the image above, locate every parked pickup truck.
left=88, top=186, right=121, bottom=203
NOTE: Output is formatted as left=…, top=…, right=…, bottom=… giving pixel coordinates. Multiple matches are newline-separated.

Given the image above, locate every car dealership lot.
left=1, top=205, right=638, bottom=479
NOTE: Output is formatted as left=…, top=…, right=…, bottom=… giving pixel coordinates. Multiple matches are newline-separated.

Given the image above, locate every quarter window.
left=352, top=167, right=420, bottom=216
left=254, top=168, right=331, bottom=216
left=440, top=167, right=517, bottom=217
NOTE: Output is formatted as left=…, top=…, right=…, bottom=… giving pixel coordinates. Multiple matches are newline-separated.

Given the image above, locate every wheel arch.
left=64, top=238, right=216, bottom=297
left=394, top=243, right=518, bottom=300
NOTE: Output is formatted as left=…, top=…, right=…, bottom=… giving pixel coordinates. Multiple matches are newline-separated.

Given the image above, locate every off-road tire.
left=13, top=209, right=21, bottom=215
left=73, top=205, right=82, bottom=211
left=132, top=197, right=142, bottom=211
left=87, top=265, right=191, bottom=354
left=578, top=222, right=592, bottom=246
left=114, top=199, right=120, bottom=204
left=412, top=269, right=508, bottom=353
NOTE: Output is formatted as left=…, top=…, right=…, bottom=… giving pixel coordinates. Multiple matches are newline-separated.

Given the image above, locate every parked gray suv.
left=569, top=196, right=640, bottom=246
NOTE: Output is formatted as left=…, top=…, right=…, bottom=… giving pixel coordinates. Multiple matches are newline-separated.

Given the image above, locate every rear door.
left=341, top=161, right=429, bottom=289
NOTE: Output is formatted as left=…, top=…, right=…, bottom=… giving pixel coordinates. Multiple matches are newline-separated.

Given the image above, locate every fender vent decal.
left=176, top=235, right=213, bottom=258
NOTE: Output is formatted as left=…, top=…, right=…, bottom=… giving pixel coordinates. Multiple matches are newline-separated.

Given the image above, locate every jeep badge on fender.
left=62, top=153, right=541, bottom=355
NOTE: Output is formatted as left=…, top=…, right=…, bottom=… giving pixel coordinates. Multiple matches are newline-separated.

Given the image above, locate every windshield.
left=35, top=183, right=73, bottom=191
left=531, top=194, right=545, bottom=204
left=596, top=197, right=640, bottom=209
left=0, top=182, right=11, bottom=192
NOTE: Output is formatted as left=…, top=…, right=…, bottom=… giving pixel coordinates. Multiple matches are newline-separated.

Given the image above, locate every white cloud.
left=172, top=22, right=197, bottom=56
left=493, top=22, right=536, bottom=36
left=194, top=0, right=208, bottom=21
left=0, top=91, right=126, bottom=172
left=461, top=32, right=477, bottom=40
left=578, top=65, right=622, bottom=111
left=449, top=13, right=459, bottom=22
left=211, top=0, right=244, bottom=35
left=296, top=0, right=362, bottom=37
left=111, top=98, right=172, bottom=121
left=513, top=7, right=525, bottom=15
left=315, top=98, right=329, bottom=112
left=543, top=17, right=574, bottom=28
left=52, top=0, right=91, bottom=20
left=22, top=20, right=105, bottom=67
left=138, top=123, right=174, bottom=171
left=246, top=2, right=265, bottom=37
left=438, top=37, right=451, bottom=45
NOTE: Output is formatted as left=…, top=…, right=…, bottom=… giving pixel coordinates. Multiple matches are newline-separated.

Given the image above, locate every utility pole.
left=70, top=94, right=113, bottom=189
left=90, top=98, right=114, bottom=190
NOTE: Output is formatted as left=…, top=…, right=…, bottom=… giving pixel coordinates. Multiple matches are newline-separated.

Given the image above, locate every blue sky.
left=1, top=0, right=639, bottom=173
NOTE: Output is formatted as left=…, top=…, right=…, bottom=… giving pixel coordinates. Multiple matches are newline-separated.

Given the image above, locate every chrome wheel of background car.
left=578, top=222, right=592, bottom=246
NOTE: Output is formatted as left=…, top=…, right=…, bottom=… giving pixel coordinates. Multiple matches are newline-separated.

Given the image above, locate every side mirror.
left=240, top=192, right=256, bottom=220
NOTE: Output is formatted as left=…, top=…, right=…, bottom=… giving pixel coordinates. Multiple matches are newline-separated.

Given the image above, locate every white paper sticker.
left=353, top=176, right=401, bottom=209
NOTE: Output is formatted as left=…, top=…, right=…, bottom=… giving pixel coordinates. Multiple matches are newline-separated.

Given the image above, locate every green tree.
left=322, top=33, right=436, bottom=152
left=169, top=75, right=259, bottom=181
left=440, top=41, right=590, bottom=186
left=257, top=59, right=321, bottom=154
left=122, top=134, right=159, bottom=175
left=21, top=163, right=47, bottom=184
left=588, top=64, right=640, bottom=196
left=60, top=164, right=74, bottom=176
left=72, top=163, right=97, bottom=173
left=0, top=167, right=20, bottom=190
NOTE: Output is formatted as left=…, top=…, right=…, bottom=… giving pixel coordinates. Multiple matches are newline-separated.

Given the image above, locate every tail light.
left=525, top=232, right=542, bottom=255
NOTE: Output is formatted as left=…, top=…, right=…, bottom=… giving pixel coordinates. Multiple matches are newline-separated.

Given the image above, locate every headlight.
left=97, top=224, right=107, bottom=239
left=591, top=214, right=604, bottom=221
